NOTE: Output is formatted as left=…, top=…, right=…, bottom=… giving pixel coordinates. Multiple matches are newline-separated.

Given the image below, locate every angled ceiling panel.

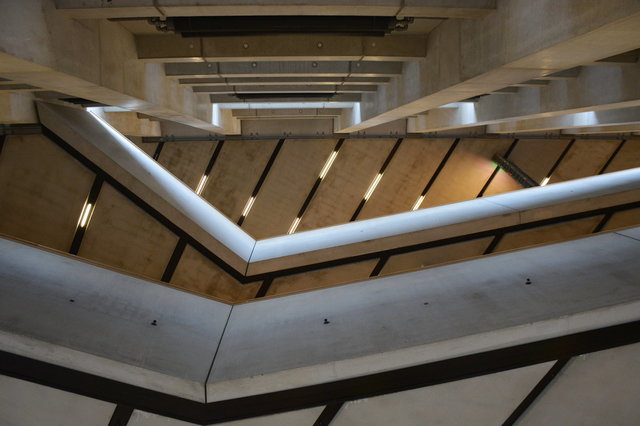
left=358, top=138, right=454, bottom=220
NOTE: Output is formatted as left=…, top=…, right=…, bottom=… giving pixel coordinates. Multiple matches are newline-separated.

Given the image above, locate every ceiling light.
left=412, top=195, right=425, bottom=211
left=288, top=217, right=301, bottom=235
left=319, top=151, right=339, bottom=180
left=363, top=173, right=383, bottom=201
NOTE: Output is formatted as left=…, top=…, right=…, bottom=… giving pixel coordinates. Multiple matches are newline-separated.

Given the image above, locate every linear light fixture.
left=411, top=195, right=425, bottom=211
left=319, top=150, right=339, bottom=180
left=288, top=217, right=302, bottom=235
left=195, top=174, right=209, bottom=195
left=541, top=176, right=551, bottom=186
left=241, top=196, right=256, bottom=219
left=363, top=173, right=383, bottom=201
left=78, top=202, right=94, bottom=228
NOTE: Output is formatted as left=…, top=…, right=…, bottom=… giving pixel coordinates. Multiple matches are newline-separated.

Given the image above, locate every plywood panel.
left=298, top=138, right=395, bottom=231
left=494, top=216, right=603, bottom=252
left=157, top=141, right=217, bottom=189
left=420, top=138, right=513, bottom=208
left=267, top=259, right=378, bottom=296
left=381, top=237, right=494, bottom=276
left=79, top=183, right=179, bottom=280
left=602, top=208, right=640, bottom=232
left=333, top=362, right=552, bottom=426
left=201, top=139, right=278, bottom=221
left=359, top=138, right=454, bottom=220
left=549, top=139, right=619, bottom=183
left=603, top=139, right=640, bottom=173
left=0, top=134, right=94, bottom=251
left=483, top=139, right=571, bottom=196
left=171, top=245, right=260, bottom=302
left=242, top=139, right=336, bottom=238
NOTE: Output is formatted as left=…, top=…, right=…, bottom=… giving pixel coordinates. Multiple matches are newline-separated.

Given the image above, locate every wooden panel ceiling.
left=78, top=183, right=179, bottom=280
left=242, top=138, right=336, bottom=238
left=201, top=139, right=278, bottom=221
left=298, top=138, right=396, bottom=231
left=549, top=139, right=620, bottom=183
left=358, top=138, right=454, bottom=220
left=420, top=138, right=514, bottom=208
left=0, top=135, right=94, bottom=251
left=157, top=141, right=217, bottom=190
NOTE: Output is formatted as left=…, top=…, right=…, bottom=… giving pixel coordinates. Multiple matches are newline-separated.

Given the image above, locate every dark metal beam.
left=237, top=138, right=285, bottom=226
left=108, top=404, right=134, bottom=426
left=598, top=139, right=626, bottom=174
left=477, top=139, right=521, bottom=197
left=314, top=402, right=344, bottom=426
left=414, top=138, right=460, bottom=209
left=69, top=174, right=104, bottom=255
left=502, top=358, right=570, bottom=426
left=350, top=137, right=403, bottom=222
left=1, top=320, right=639, bottom=424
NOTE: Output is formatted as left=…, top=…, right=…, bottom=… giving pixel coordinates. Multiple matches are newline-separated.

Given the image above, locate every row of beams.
left=56, top=0, right=497, bottom=19
left=194, top=84, right=377, bottom=94
left=210, top=94, right=361, bottom=103
left=137, top=34, right=427, bottom=62
left=338, top=1, right=640, bottom=132
left=0, top=3, right=226, bottom=133
left=232, top=108, right=342, bottom=119
left=487, top=106, right=640, bottom=134
left=179, top=76, right=391, bottom=86
left=164, top=61, right=404, bottom=78
left=408, top=64, right=640, bottom=133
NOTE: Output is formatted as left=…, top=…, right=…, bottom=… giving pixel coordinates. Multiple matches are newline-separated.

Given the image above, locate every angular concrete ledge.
left=1, top=228, right=640, bottom=401
left=0, top=237, right=231, bottom=401
left=37, top=101, right=640, bottom=277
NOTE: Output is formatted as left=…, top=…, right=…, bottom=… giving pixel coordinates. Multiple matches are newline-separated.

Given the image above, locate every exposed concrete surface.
left=332, top=362, right=553, bottom=425
left=219, top=407, right=324, bottom=426
left=0, top=237, right=230, bottom=401
left=209, top=231, right=640, bottom=398
left=519, top=342, right=640, bottom=425
left=0, top=375, right=115, bottom=426
left=129, top=410, right=197, bottom=426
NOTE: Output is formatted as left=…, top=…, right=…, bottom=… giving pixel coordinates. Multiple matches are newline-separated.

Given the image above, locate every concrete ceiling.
left=1, top=0, right=640, bottom=302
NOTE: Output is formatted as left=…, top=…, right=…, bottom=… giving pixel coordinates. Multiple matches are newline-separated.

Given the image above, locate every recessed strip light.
left=78, top=202, right=94, bottom=228
left=319, top=150, right=338, bottom=180
left=411, top=195, right=425, bottom=211
left=363, top=173, right=383, bottom=201
left=195, top=174, right=208, bottom=195
left=540, top=176, right=551, bottom=186
left=241, top=196, right=256, bottom=218
left=288, top=217, right=301, bottom=235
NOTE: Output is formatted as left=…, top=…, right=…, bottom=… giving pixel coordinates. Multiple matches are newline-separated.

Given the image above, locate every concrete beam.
left=95, top=110, right=162, bottom=137
left=0, top=0, right=225, bottom=133
left=56, top=0, right=496, bottom=19
left=210, top=94, right=361, bottom=103
left=563, top=123, right=640, bottom=135
left=0, top=92, right=38, bottom=124
left=179, top=76, right=391, bottom=86
left=534, top=67, right=582, bottom=81
left=137, top=34, right=427, bottom=62
left=165, top=61, right=404, bottom=78
left=233, top=108, right=343, bottom=119
left=337, top=0, right=640, bottom=132
left=194, top=84, right=377, bottom=94
left=408, top=64, right=640, bottom=132
left=487, top=107, right=640, bottom=134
